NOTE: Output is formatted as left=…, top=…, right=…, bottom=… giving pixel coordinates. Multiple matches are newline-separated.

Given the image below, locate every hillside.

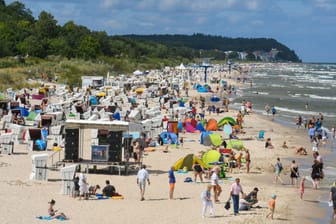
left=123, top=34, right=301, bottom=62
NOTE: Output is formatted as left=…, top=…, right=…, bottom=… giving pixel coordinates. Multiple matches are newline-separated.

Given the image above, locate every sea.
left=230, top=63, right=336, bottom=222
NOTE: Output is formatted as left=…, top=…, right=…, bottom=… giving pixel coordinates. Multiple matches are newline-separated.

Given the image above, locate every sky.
left=5, top=0, right=336, bottom=63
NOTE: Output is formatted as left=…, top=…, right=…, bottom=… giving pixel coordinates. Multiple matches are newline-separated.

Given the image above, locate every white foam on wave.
left=304, top=94, right=336, bottom=101
left=306, top=86, right=330, bottom=90
left=270, top=84, right=285, bottom=88
left=289, top=93, right=302, bottom=98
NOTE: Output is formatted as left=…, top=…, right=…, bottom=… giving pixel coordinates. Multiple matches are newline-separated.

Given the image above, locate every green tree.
left=78, top=35, right=102, bottom=59
left=16, top=35, right=45, bottom=57
left=35, top=11, right=59, bottom=39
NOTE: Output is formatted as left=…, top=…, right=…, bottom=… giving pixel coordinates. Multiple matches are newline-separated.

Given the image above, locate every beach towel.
left=36, top=216, right=66, bottom=221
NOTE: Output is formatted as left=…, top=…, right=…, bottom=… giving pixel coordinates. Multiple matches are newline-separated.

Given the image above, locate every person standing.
left=245, top=149, right=251, bottom=174
left=330, top=181, right=336, bottom=220
left=168, top=166, right=176, bottom=200
left=290, top=160, right=299, bottom=185
left=299, top=177, right=305, bottom=200
left=274, top=158, right=284, bottom=184
left=78, top=172, right=88, bottom=200
left=211, top=167, right=221, bottom=203
left=192, top=161, right=204, bottom=183
left=311, top=160, right=322, bottom=189
left=229, top=178, right=244, bottom=216
left=201, top=185, right=214, bottom=218
left=266, top=194, right=277, bottom=219
left=137, top=164, right=150, bottom=201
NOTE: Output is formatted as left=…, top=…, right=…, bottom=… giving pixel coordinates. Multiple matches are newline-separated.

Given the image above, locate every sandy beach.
left=0, top=78, right=333, bottom=224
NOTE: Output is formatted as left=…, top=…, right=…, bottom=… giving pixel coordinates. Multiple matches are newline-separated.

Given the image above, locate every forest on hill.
left=0, top=1, right=301, bottom=90
left=0, top=0, right=300, bottom=64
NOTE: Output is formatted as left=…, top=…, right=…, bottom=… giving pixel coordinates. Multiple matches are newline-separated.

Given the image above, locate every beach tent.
left=113, top=112, right=121, bottom=120
left=202, top=150, right=221, bottom=168
left=90, top=96, right=98, bottom=105
left=218, top=116, right=237, bottom=126
left=203, top=133, right=223, bottom=146
left=196, top=123, right=206, bottom=132
left=200, top=131, right=213, bottom=144
left=210, top=95, right=220, bottom=102
left=193, top=84, right=202, bottom=89
left=197, top=86, right=208, bottom=93
left=185, top=123, right=196, bottom=133
left=13, top=106, right=29, bottom=117
left=226, top=139, right=244, bottom=150
left=26, top=111, right=38, bottom=121
left=133, top=70, right=143, bottom=76
left=160, top=131, right=178, bottom=144
left=206, top=118, right=218, bottom=131
left=173, top=153, right=207, bottom=171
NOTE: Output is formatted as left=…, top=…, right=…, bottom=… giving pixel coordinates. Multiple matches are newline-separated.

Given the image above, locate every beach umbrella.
left=135, top=88, right=145, bottom=94
left=96, top=92, right=106, bottom=97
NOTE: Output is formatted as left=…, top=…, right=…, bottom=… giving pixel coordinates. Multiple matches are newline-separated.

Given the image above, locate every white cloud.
left=100, top=0, right=121, bottom=8
left=105, top=19, right=127, bottom=30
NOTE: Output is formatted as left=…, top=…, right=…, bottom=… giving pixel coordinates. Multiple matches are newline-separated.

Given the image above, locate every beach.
left=0, top=69, right=334, bottom=224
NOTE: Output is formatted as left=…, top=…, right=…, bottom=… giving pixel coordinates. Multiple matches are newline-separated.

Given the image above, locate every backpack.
left=277, top=162, right=283, bottom=171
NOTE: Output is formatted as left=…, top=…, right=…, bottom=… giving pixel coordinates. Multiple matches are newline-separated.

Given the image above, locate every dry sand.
left=0, top=84, right=330, bottom=224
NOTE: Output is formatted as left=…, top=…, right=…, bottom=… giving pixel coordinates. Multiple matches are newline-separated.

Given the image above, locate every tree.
left=16, top=35, right=46, bottom=57
left=35, top=11, right=59, bottom=39
left=78, top=35, right=101, bottom=59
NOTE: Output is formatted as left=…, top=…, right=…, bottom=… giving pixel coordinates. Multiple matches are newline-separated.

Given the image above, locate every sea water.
left=231, top=63, right=336, bottom=222
left=232, top=63, right=336, bottom=130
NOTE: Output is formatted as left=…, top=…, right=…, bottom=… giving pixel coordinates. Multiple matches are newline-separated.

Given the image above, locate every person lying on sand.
left=296, top=146, right=307, bottom=155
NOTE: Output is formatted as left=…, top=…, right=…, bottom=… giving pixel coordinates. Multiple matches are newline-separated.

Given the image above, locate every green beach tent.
left=218, top=116, right=237, bottom=127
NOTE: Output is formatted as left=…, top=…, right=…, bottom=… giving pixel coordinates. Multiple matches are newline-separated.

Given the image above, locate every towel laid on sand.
left=36, top=216, right=65, bottom=221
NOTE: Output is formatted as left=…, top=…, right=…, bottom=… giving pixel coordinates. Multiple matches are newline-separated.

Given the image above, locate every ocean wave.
left=289, top=94, right=302, bottom=98
left=306, top=86, right=330, bottom=90
left=304, top=94, right=336, bottom=101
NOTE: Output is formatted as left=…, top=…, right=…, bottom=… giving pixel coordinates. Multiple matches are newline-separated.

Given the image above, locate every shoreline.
left=0, top=72, right=335, bottom=223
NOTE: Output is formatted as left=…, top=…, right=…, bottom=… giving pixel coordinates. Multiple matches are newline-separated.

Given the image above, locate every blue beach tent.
left=160, top=132, right=178, bottom=144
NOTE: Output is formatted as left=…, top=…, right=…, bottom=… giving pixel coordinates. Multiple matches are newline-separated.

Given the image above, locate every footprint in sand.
left=6, top=180, right=32, bottom=187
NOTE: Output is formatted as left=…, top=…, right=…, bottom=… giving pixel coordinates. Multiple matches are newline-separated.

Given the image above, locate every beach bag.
left=184, top=177, right=193, bottom=183
left=224, top=201, right=231, bottom=210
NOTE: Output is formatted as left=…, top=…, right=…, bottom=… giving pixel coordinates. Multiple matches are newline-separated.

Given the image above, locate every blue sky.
left=5, top=0, right=336, bottom=63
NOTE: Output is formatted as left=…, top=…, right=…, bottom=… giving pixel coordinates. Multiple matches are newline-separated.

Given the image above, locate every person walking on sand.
left=245, top=149, right=251, bottom=174
left=274, top=158, right=284, bottom=184
left=48, top=199, right=67, bottom=220
left=266, top=194, right=277, bottom=219
left=137, top=164, right=150, bottom=201
left=201, top=185, right=214, bottom=218
left=290, top=160, right=299, bottom=185
left=211, top=166, right=221, bottom=203
left=78, top=172, right=88, bottom=200
left=229, top=178, right=244, bottom=216
left=299, top=176, right=305, bottom=199
left=330, top=181, right=336, bottom=219
left=168, top=166, right=176, bottom=200
left=192, top=161, right=204, bottom=183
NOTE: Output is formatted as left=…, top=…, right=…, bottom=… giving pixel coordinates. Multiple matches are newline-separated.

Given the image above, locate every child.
left=266, top=194, right=277, bottom=219
left=48, top=199, right=67, bottom=220
left=299, top=176, right=305, bottom=199
left=88, top=184, right=100, bottom=196
left=179, top=137, right=184, bottom=148
left=201, top=185, right=214, bottom=218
